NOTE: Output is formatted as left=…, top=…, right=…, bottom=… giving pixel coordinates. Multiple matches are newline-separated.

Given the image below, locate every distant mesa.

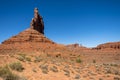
left=93, top=42, right=120, bottom=50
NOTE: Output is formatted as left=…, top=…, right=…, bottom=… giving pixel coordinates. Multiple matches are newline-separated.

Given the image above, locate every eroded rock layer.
left=2, top=28, right=53, bottom=44
left=95, top=42, right=120, bottom=50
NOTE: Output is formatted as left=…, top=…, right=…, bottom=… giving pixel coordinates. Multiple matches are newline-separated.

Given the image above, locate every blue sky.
left=0, top=0, right=120, bottom=47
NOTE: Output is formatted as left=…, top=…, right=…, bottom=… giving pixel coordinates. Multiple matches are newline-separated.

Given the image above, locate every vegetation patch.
left=9, top=62, right=24, bottom=72
left=17, top=56, right=25, bottom=62
left=17, top=54, right=32, bottom=62
left=39, top=64, right=49, bottom=74
left=34, top=56, right=42, bottom=62
left=76, top=57, right=82, bottom=63
left=25, top=57, right=31, bottom=62
left=0, top=65, right=21, bottom=80
left=18, top=54, right=26, bottom=58
left=93, top=59, right=96, bottom=63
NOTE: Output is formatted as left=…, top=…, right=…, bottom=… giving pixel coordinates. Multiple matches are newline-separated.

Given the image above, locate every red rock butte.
left=2, top=8, right=53, bottom=44
left=95, top=42, right=120, bottom=50
left=0, top=8, right=58, bottom=53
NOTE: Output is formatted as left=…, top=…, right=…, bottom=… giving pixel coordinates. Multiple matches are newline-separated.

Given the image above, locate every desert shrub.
left=50, top=66, right=58, bottom=72
left=99, top=78, right=103, bottom=80
left=9, top=54, right=14, bottom=57
left=110, top=64, right=118, bottom=67
left=18, top=77, right=27, bottom=80
left=114, top=77, right=120, bottom=80
left=39, top=64, right=49, bottom=74
left=46, top=53, right=51, bottom=57
left=18, top=54, right=26, bottom=58
left=17, top=56, right=25, bottom=62
left=0, top=66, right=11, bottom=77
left=76, top=57, right=82, bottom=63
left=55, top=54, right=61, bottom=58
left=106, top=69, right=112, bottom=74
left=0, top=65, right=19, bottom=80
left=34, top=56, right=42, bottom=62
left=17, top=54, right=31, bottom=62
left=17, top=54, right=26, bottom=62
left=25, top=57, right=31, bottom=62
left=93, top=59, right=96, bottom=63
left=9, top=62, right=24, bottom=72
left=3, top=72, right=19, bottom=80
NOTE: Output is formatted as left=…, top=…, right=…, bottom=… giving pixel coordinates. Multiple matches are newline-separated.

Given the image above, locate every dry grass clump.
left=9, top=62, right=24, bottom=72
left=34, top=56, right=42, bottom=62
left=0, top=65, right=22, bottom=80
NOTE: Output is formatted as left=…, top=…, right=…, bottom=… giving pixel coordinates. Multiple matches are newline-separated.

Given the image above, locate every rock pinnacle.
left=30, top=8, right=44, bottom=34
left=1, top=8, right=54, bottom=45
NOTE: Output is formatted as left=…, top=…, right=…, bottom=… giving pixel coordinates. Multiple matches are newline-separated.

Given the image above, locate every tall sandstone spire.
left=1, top=8, right=54, bottom=45
left=30, top=8, right=44, bottom=34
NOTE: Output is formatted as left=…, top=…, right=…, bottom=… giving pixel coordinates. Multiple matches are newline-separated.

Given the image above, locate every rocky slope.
left=2, top=28, right=53, bottom=44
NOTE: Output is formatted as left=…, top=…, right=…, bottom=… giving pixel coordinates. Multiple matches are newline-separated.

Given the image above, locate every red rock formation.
left=30, top=8, right=44, bottom=34
left=66, top=43, right=90, bottom=52
left=0, top=8, right=57, bottom=54
left=0, top=8, right=119, bottom=55
left=1, top=8, right=53, bottom=44
left=2, top=28, right=53, bottom=44
left=66, top=43, right=80, bottom=48
left=95, top=42, right=120, bottom=50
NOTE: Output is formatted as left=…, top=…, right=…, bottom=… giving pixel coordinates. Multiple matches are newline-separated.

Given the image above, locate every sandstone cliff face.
left=95, top=42, right=120, bottom=50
